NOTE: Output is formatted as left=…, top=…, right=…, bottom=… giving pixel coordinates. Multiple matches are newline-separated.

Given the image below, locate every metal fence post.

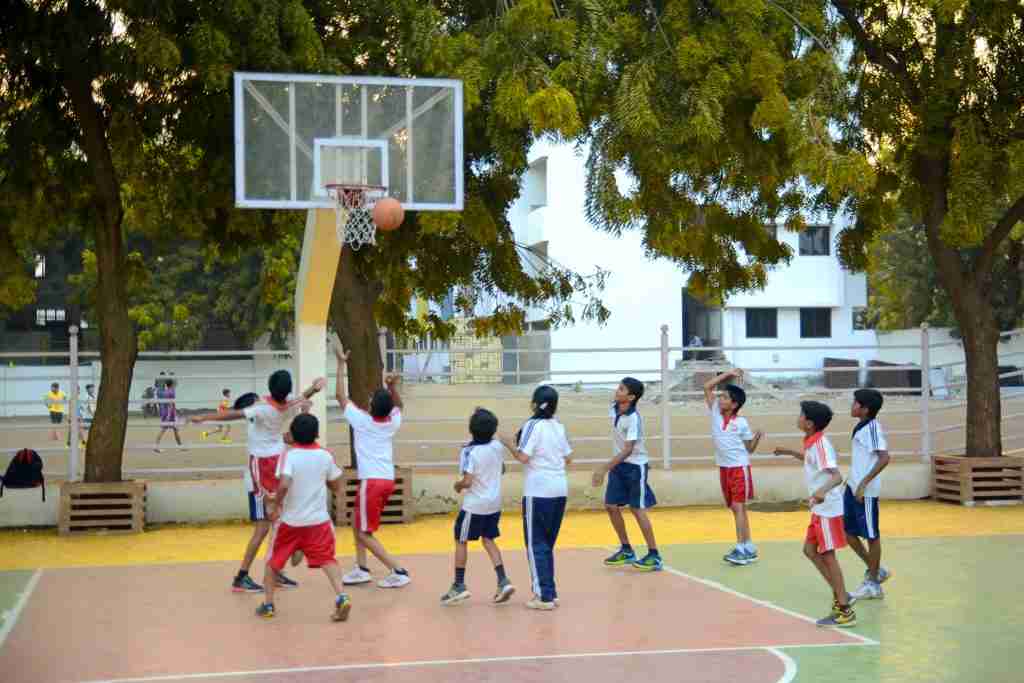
left=920, top=323, right=931, bottom=463
left=660, top=324, right=671, bottom=470
left=69, top=325, right=80, bottom=482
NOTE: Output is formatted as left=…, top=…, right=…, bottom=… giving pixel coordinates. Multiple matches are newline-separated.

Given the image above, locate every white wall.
left=877, top=327, right=1024, bottom=382
left=508, top=140, right=684, bottom=384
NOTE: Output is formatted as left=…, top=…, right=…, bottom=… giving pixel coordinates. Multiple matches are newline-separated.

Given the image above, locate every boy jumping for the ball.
left=704, top=368, right=763, bottom=566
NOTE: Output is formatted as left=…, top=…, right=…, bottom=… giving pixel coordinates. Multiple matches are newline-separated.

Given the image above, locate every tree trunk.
left=64, top=72, right=138, bottom=482
left=328, top=246, right=384, bottom=468
left=946, top=283, right=1003, bottom=458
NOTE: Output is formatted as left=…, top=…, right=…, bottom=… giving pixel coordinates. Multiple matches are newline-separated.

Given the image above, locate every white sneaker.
left=342, top=567, right=372, bottom=585
left=850, top=580, right=883, bottom=600
left=526, top=598, right=556, bottom=610
left=377, top=571, right=411, bottom=588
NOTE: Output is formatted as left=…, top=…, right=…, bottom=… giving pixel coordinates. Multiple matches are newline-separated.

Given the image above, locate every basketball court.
left=3, top=504, right=1023, bottom=683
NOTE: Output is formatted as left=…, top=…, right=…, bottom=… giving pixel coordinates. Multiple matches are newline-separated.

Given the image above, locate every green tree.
left=575, top=0, right=1024, bottom=457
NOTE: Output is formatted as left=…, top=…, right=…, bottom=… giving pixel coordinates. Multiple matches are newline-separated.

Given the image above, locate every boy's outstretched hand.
left=591, top=467, right=607, bottom=487
left=311, top=377, right=327, bottom=392
left=384, top=373, right=400, bottom=387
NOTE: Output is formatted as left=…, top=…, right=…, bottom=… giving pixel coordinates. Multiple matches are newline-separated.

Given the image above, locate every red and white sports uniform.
left=710, top=399, right=755, bottom=506
left=268, top=443, right=342, bottom=570
left=803, top=431, right=846, bottom=553
left=243, top=397, right=301, bottom=520
left=344, top=403, right=401, bottom=533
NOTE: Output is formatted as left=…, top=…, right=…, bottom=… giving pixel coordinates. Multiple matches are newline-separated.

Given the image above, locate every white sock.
left=743, top=541, right=756, bottom=553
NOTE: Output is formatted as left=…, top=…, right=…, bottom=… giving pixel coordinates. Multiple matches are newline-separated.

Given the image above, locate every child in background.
left=201, top=389, right=234, bottom=444
left=442, top=408, right=516, bottom=606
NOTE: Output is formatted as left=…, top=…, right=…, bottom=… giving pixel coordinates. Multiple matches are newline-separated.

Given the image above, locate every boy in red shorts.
left=703, top=368, right=763, bottom=566
left=774, top=400, right=856, bottom=627
left=191, top=370, right=324, bottom=592
left=333, top=343, right=411, bottom=589
left=256, top=413, right=351, bottom=621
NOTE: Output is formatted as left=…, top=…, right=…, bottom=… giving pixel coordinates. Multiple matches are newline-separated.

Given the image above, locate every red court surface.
left=2, top=549, right=865, bottom=683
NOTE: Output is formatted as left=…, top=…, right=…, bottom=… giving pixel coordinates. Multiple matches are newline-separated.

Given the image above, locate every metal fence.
left=2, top=324, right=1023, bottom=481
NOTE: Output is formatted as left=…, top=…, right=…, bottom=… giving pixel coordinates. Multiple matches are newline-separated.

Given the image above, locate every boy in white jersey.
left=774, top=401, right=856, bottom=628
left=191, top=370, right=325, bottom=592
left=704, top=369, right=763, bottom=566
left=255, top=413, right=351, bottom=622
left=845, top=389, right=892, bottom=600
left=499, top=385, right=572, bottom=611
left=593, top=377, right=661, bottom=571
left=333, top=343, right=411, bottom=589
left=441, top=408, right=516, bottom=606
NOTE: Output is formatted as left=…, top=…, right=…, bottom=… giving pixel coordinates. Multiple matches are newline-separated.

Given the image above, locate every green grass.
left=662, top=535, right=1024, bottom=682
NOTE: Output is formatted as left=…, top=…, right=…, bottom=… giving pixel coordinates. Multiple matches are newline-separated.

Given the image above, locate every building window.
left=853, top=307, right=874, bottom=331
left=35, top=309, right=46, bottom=326
left=799, top=225, right=831, bottom=256
left=34, top=255, right=46, bottom=279
left=800, top=308, right=832, bottom=338
left=745, top=308, right=778, bottom=338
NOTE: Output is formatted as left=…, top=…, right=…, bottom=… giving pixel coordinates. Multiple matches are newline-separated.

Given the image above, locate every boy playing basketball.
left=201, top=389, right=234, bottom=443
left=191, top=370, right=325, bottom=592
left=704, top=369, right=763, bottom=565
left=774, top=401, right=857, bottom=627
left=441, top=408, right=516, bottom=606
left=593, top=377, right=661, bottom=571
left=846, top=388, right=892, bottom=600
left=333, top=343, right=411, bottom=589
left=255, top=413, right=351, bottom=622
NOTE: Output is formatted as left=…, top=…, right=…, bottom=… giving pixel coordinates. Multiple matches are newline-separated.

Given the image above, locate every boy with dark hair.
left=154, top=379, right=184, bottom=453
left=704, top=368, right=763, bottom=566
left=594, top=377, right=661, bottom=571
left=333, top=343, right=411, bottom=589
left=45, top=382, right=66, bottom=443
left=846, top=388, right=892, bottom=600
left=191, top=372, right=324, bottom=592
left=442, top=407, right=516, bottom=606
left=775, top=400, right=856, bottom=627
left=255, top=413, right=351, bottom=622
left=201, top=389, right=234, bottom=444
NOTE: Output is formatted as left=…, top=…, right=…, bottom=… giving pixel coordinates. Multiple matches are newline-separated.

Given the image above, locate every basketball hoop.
left=325, top=184, right=387, bottom=251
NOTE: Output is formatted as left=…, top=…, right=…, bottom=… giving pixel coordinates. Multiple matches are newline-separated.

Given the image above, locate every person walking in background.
left=154, top=379, right=185, bottom=453
left=45, top=382, right=67, bottom=443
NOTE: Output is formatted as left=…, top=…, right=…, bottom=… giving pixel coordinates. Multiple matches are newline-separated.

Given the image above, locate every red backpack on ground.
left=1, top=449, right=45, bottom=501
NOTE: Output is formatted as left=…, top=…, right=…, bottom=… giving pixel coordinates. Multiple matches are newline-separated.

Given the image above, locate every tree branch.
left=831, top=0, right=922, bottom=105
left=977, top=192, right=1024, bottom=278
left=765, top=0, right=832, bottom=52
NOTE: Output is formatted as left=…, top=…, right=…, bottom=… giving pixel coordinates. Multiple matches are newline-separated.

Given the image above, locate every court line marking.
left=662, top=563, right=880, bottom=646
left=767, top=647, right=798, bottom=683
left=0, top=568, right=41, bottom=650
left=84, top=643, right=874, bottom=683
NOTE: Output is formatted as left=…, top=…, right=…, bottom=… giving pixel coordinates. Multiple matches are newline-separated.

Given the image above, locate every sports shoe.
left=232, top=574, right=264, bottom=593
left=526, top=598, right=556, bottom=611
left=631, top=552, right=663, bottom=572
left=867, top=567, right=892, bottom=584
left=255, top=602, right=276, bottom=619
left=332, top=594, right=352, bottom=622
left=441, top=583, right=471, bottom=606
left=493, top=579, right=516, bottom=604
left=817, top=605, right=857, bottom=628
left=200, top=431, right=209, bottom=441
left=604, top=548, right=636, bottom=566
left=220, top=437, right=233, bottom=444
left=723, top=547, right=750, bottom=566
left=342, top=567, right=372, bottom=585
left=377, top=570, right=411, bottom=589
left=743, top=547, right=759, bottom=563
left=850, top=580, right=883, bottom=600
left=275, top=572, right=298, bottom=589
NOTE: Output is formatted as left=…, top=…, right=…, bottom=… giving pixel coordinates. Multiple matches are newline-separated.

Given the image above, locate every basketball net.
left=325, top=184, right=386, bottom=251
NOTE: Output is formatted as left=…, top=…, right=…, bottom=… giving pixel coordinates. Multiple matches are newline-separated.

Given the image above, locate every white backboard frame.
left=311, top=137, right=390, bottom=199
left=234, top=72, right=464, bottom=211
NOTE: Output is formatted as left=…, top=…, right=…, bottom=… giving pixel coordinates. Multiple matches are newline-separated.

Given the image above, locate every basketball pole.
left=294, top=207, right=342, bottom=433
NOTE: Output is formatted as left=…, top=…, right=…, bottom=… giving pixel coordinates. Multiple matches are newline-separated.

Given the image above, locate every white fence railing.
left=2, top=323, right=1023, bottom=481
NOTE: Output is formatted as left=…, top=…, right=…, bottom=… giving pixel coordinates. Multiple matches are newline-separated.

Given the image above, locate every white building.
left=507, top=140, right=878, bottom=383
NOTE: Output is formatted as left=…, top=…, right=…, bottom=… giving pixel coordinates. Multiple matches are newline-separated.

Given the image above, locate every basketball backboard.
left=234, top=72, right=463, bottom=211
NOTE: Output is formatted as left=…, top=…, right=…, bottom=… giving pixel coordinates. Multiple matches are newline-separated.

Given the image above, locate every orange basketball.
left=372, top=197, right=404, bottom=232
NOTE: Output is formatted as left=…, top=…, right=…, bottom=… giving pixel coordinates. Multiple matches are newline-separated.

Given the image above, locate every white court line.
left=662, top=563, right=880, bottom=646
left=84, top=643, right=875, bottom=683
left=767, top=647, right=798, bottom=683
left=0, top=568, right=42, bottom=650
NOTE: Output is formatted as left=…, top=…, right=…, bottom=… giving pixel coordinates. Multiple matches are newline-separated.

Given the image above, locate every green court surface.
left=662, top=535, right=1024, bottom=682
